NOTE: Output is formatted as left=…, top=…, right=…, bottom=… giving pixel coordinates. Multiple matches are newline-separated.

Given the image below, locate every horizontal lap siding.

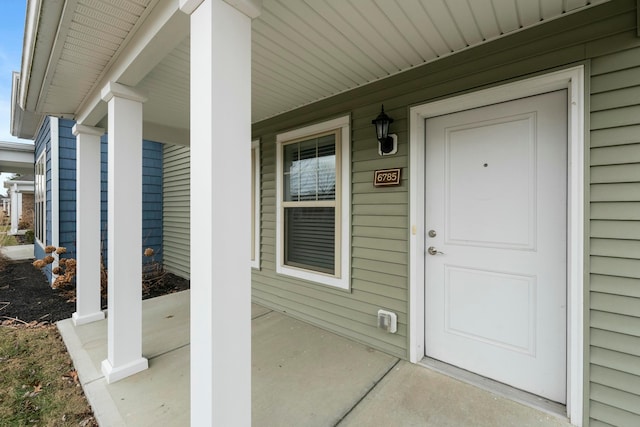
left=100, top=135, right=107, bottom=260
left=589, top=35, right=640, bottom=427
left=58, top=120, right=77, bottom=257
left=253, top=2, right=640, bottom=408
left=142, top=141, right=163, bottom=265
left=70, top=135, right=163, bottom=268
left=254, top=129, right=408, bottom=357
left=351, top=108, right=409, bottom=349
left=163, top=144, right=190, bottom=279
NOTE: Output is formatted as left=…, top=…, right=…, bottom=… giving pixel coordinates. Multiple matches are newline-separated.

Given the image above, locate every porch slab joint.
left=334, top=358, right=401, bottom=426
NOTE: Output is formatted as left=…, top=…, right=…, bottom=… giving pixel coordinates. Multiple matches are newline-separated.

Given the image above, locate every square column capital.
left=101, top=82, right=147, bottom=104
left=72, top=124, right=105, bottom=137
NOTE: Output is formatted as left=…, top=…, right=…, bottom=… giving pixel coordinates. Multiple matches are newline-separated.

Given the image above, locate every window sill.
left=277, top=264, right=349, bottom=290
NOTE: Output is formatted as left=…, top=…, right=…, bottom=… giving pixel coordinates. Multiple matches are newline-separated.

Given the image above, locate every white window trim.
left=251, top=139, right=261, bottom=269
left=276, top=115, right=351, bottom=290
left=408, top=66, right=585, bottom=426
left=35, top=150, right=46, bottom=246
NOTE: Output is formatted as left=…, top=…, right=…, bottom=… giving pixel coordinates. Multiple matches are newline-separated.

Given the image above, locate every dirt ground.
left=0, top=259, right=190, bottom=323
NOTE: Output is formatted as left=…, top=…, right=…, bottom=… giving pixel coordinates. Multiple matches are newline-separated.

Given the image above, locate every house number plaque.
left=374, top=168, right=401, bottom=187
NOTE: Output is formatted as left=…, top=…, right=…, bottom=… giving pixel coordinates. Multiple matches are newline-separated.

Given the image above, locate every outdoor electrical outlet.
left=377, top=309, right=397, bottom=333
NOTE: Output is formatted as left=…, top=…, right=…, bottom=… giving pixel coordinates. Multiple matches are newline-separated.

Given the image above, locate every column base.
left=72, top=311, right=105, bottom=326
left=101, top=357, right=149, bottom=384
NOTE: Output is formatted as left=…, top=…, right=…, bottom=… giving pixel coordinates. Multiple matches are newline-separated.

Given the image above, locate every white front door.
left=424, top=90, right=567, bottom=403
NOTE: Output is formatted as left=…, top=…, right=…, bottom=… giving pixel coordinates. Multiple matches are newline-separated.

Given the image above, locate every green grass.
left=0, top=234, right=18, bottom=247
left=0, top=224, right=18, bottom=247
left=0, top=325, right=96, bottom=426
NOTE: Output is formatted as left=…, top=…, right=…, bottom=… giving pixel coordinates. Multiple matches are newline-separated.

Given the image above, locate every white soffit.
left=137, top=37, right=190, bottom=131
left=250, top=0, right=608, bottom=122
left=37, top=0, right=158, bottom=116
left=32, top=0, right=608, bottom=132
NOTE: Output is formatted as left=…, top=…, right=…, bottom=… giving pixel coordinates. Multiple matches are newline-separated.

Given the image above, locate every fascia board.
left=21, top=0, right=65, bottom=112
left=11, top=71, right=24, bottom=137
left=11, top=71, right=43, bottom=139
left=0, top=144, right=35, bottom=169
left=3, top=181, right=35, bottom=191
left=0, top=142, right=34, bottom=152
left=19, top=0, right=41, bottom=110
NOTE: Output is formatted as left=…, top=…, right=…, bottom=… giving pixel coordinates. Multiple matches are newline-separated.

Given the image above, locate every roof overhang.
left=0, top=141, right=35, bottom=175
left=3, top=180, right=35, bottom=193
left=11, top=0, right=611, bottom=141
left=11, top=72, right=43, bottom=139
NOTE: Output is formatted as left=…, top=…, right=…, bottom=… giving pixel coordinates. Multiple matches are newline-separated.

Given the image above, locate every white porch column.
left=180, top=0, right=260, bottom=424
left=72, top=124, right=105, bottom=326
left=100, top=82, right=148, bottom=383
left=10, top=184, right=19, bottom=234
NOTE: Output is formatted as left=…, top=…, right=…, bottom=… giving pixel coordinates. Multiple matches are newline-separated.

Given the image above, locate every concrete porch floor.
left=58, top=291, right=573, bottom=426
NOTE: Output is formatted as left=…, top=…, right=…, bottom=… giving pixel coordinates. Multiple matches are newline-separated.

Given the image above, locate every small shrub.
left=18, top=219, right=33, bottom=230
left=142, top=247, right=166, bottom=296
left=32, top=244, right=168, bottom=302
left=32, top=259, right=47, bottom=269
left=32, top=247, right=77, bottom=303
left=24, top=229, right=34, bottom=244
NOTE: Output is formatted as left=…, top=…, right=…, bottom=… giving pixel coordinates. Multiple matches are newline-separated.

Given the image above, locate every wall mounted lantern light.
left=372, top=105, right=398, bottom=156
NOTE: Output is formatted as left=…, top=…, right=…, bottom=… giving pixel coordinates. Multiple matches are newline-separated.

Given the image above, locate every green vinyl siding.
left=163, top=144, right=190, bottom=279
left=253, top=134, right=408, bottom=356
left=251, top=1, right=640, bottom=424
left=589, top=34, right=640, bottom=426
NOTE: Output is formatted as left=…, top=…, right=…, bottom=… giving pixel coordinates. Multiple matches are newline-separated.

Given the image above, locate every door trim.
left=408, top=66, right=585, bottom=426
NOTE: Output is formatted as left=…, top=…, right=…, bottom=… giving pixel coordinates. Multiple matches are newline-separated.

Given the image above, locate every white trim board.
left=408, top=66, right=585, bottom=426
left=50, top=117, right=60, bottom=284
left=251, top=139, right=261, bottom=270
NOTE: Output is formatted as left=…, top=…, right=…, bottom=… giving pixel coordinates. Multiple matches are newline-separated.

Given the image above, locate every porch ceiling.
left=17, top=0, right=608, bottom=139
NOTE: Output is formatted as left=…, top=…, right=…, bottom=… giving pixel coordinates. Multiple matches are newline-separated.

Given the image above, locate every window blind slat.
left=285, top=207, right=335, bottom=274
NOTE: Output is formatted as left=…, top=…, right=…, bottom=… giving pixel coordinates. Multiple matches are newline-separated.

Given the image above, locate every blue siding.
left=58, top=119, right=77, bottom=258
left=99, top=136, right=163, bottom=267
left=100, top=135, right=108, bottom=263
left=142, top=140, right=163, bottom=265
left=31, top=118, right=164, bottom=277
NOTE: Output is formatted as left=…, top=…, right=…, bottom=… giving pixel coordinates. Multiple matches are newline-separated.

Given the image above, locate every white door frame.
left=408, top=66, right=585, bottom=426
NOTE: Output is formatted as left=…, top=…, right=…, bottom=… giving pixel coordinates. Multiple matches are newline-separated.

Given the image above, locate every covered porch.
left=16, top=0, right=640, bottom=424
left=58, top=291, right=571, bottom=426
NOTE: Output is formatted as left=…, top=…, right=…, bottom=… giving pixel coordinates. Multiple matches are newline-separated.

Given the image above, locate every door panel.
left=446, top=114, right=536, bottom=249
left=424, top=90, right=567, bottom=403
left=445, top=266, right=536, bottom=355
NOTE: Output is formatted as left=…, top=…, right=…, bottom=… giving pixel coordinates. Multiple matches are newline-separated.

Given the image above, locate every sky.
left=0, top=1, right=28, bottom=195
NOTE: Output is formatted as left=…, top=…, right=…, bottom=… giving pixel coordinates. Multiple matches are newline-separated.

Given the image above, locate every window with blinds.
left=275, top=115, right=350, bottom=290
left=282, top=132, right=339, bottom=275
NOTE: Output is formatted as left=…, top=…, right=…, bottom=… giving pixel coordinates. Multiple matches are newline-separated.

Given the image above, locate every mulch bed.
left=0, top=259, right=190, bottom=324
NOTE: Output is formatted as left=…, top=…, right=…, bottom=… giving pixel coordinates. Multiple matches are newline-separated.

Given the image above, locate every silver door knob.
left=428, top=246, right=444, bottom=255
